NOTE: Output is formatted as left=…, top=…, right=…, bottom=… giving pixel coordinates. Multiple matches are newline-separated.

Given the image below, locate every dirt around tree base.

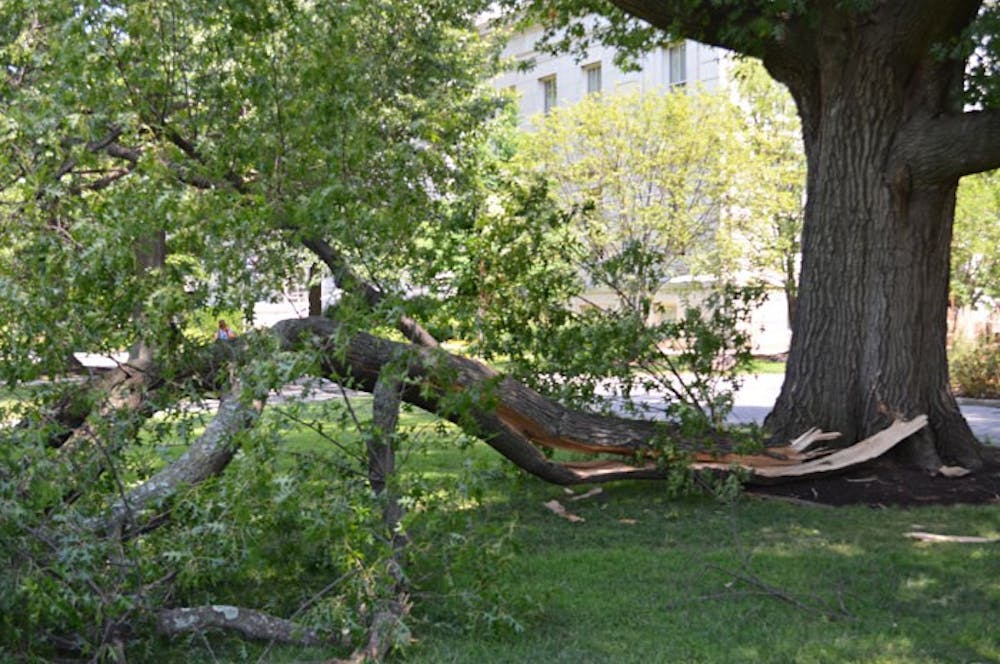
left=749, top=457, right=1000, bottom=507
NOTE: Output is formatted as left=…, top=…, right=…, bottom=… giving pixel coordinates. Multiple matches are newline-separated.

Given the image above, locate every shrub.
left=950, top=338, right=1000, bottom=398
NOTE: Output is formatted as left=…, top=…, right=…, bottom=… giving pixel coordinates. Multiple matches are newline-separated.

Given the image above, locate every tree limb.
left=898, top=109, right=1000, bottom=183
left=301, top=236, right=440, bottom=348
left=605, top=0, right=764, bottom=53
left=156, top=605, right=342, bottom=648
left=272, top=316, right=717, bottom=485
left=103, top=384, right=262, bottom=538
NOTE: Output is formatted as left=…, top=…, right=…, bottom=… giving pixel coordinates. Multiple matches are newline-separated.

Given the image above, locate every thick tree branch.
left=102, top=384, right=262, bottom=538
left=272, top=316, right=725, bottom=485
left=898, top=110, right=1000, bottom=183
left=605, top=0, right=758, bottom=53
left=156, top=605, right=341, bottom=647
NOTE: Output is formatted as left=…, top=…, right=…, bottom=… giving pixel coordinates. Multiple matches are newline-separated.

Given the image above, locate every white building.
left=489, top=23, right=792, bottom=356
left=493, top=24, right=728, bottom=127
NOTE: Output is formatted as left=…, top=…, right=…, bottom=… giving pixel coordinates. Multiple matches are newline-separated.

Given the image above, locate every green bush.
left=950, top=338, right=1000, bottom=398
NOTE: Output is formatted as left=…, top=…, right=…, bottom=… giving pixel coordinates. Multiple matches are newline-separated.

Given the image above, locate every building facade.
left=493, top=25, right=728, bottom=128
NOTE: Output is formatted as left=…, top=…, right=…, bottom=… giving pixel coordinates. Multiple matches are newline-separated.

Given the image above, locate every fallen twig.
left=705, top=564, right=855, bottom=622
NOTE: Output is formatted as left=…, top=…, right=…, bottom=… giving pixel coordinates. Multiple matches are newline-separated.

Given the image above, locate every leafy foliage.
left=952, top=169, right=1000, bottom=309
left=950, top=338, right=1000, bottom=399
left=519, top=89, right=742, bottom=307
left=0, top=0, right=536, bottom=657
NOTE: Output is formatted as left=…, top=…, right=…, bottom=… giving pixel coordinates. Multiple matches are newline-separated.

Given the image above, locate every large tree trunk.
left=762, top=2, right=986, bottom=470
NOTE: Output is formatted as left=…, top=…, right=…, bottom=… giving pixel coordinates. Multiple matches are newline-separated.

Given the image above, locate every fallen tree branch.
left=272, top=317, right=930, bottom=486
left=703, top=564, right=855, bottom=622
left=156, top=605, right=342, bottom=648
left=102, top=384, right=262, bottom=538
left=302, top=236, right=440, bottom=348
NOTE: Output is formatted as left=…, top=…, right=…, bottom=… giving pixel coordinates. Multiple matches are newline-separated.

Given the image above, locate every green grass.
left=161, top=398, right=997, bottom=664
left=11, top=390, right=999, bottom=663
left=745, top=358, right=787, bottom=374
left=391, top=475, right=999, bottom=664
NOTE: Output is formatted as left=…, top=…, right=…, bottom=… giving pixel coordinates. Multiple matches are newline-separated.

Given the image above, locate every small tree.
left=519, top=89, right=743, bottom=313
left=508, top=89, right=765, bottom=423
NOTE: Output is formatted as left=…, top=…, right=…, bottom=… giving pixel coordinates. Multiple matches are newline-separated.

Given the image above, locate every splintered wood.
left=906, top=532, right=998, bottom=544
left=691, top=416, right=929, bottom=483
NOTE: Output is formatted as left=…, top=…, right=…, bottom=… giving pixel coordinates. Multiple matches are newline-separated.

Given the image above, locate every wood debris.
left=543, top=500, right=585, bottom=522
left=936, top=465, right=972, bottom=478
left=691, top=416, right=929, bottom=483
left=788, top=427, right=843, bottom=452
left=569, top=487, right=603, bottom=502
left=906, top=531, right=997, bottom=544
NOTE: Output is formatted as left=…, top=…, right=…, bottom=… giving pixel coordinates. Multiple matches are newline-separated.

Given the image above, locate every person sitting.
left=216, top=319, right=236, bottom=341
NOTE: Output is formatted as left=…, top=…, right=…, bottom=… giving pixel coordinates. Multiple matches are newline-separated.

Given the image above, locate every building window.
left=583, top=62, right=602, bottom=95
left=541, top=75, right=557, bottom=114
left=667, top=42, right=687, bottom=87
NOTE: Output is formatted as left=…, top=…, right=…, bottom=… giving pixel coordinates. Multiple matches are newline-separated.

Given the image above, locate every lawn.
left=9, top=391, right=998, bottom=663
left=145, top=397, right=998, bottom=664
left=401, top=475, right=999, bottom=663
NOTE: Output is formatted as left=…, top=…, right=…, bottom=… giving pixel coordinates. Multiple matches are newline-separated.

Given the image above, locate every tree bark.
left=759, top=1, right=987, bottom=470
left=103, top=385, right=261, bottom=538
left=157, top=605, right=340, bottom=647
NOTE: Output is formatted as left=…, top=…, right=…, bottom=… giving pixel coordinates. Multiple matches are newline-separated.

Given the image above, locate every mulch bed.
left=749, top=457, right=1000, bottom=507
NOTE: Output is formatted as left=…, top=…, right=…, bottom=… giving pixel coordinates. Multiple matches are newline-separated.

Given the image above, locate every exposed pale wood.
left=788, top=427, right=842, bottom=452
left=543, top=500, right=585, bottom=522
left=569, top=487, right=603, bottom=501
left=936, top=465, right=972, bottom=478
left=753, top=417, right=928, bottom=479
left=691, top=417, right=929, bottom=482
left=906, top=532, right=997, bottom=544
